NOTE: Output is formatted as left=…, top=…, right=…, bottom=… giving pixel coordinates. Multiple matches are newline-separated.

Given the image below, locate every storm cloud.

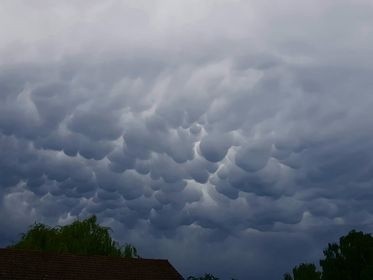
left=1, top=1, right=373, bottom=279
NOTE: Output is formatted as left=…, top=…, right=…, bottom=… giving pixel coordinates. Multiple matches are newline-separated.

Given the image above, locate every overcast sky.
left=1, top=1, right=373, bottom=279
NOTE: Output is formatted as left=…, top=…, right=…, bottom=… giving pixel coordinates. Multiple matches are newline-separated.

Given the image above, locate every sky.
left=1, top=0, right=373, bottom=279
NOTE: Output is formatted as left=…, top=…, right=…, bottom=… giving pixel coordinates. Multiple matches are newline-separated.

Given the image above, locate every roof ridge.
left=0, top=248, right=185, bottom=280
left=0, top=247, right=169, bottom=262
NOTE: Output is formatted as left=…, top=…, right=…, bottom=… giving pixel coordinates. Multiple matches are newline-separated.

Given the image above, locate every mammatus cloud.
left=1, top=1, right=373, bottom=279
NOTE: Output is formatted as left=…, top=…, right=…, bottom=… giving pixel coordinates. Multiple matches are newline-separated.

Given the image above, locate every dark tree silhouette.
left=187, top=273, right=219, bottom=280
left=284, top=230, right=373, bottom=280
left=320, top=230, right=373, bottom=280
left=9, top=215, right=138, bottom=258
left=283, top=263, right=321, bottom=280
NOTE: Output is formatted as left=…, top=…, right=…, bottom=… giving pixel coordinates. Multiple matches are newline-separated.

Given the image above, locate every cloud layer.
left=1, top=1, right=373, bottom=279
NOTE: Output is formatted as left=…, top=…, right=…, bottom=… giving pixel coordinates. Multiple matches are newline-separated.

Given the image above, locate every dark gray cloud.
left=1, top=1, right=373, bottom=279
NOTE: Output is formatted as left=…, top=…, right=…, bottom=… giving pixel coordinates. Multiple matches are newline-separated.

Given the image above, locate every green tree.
left=122, top=243, right=139, bottom=258
left=320, top=230, right=373, bottom=280
left=283, top=263, right=321, bottom=280
left=10, top=215, right=139, bottom=258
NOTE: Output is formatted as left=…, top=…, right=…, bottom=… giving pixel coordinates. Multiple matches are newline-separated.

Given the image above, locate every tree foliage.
left=10, top=215, right=138, bottom=258
left=285, top=230, right=373, bottom=280
left=187, top=273, right=219, bottom=280
left=320, top=230, right=373, bottom=280
left=283, top=263, right=321, bottom=280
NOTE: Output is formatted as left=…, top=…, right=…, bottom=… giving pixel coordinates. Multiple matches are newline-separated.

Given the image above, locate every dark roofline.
left=0, top=247, right=169, bottom=262
left=0, top=248, right=185, bottom=280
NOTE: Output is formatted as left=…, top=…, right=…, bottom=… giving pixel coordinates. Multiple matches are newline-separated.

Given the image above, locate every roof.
left=0, top=248, right=184, bottom=280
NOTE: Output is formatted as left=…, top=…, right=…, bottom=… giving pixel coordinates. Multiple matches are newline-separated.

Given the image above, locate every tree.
left=283, top=263, right=321, bottom=280
left=187, top=273, right=219, bottom=280
left=10, top=215, right=139, bottom=258
left=122, top=243, right=139, bottom=258
left=293, top=263, right=321, bottom=280
left=320, top=230, right=373, bottom=280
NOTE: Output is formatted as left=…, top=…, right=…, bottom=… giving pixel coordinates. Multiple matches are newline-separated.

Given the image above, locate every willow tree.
left=10, top=215, right=138, bottom=258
